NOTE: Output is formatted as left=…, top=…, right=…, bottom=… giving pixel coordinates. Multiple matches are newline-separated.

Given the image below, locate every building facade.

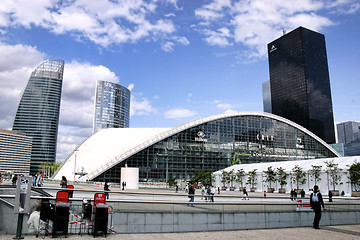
left=93, top=81, right=130, bottom=132
left=0, top=129, right=32, bottom=175
left=54, top=112, right=339, bottom=183
left=13, top=60, right=64, bottom=175
left=262, top=80, right=272, bottom=113
left=337, top=121, right=360, bottom=156
left=268, top=26, right=335, bottom=144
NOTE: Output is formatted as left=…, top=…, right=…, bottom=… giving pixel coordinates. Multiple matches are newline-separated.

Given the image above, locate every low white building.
left=213, top=156, right=360, bottom=196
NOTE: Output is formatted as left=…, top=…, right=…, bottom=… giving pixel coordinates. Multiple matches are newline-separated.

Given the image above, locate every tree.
left=190, top=170, right=213, bottom=185
left=221, top=170, right=229, bottom=188
left=291, top=165, right=306, bottom=189
left=247, top=169, right=257, bottom=188
left=39, top=162, right=62, bottom=178
left=348, top=161, right=360, bottom=191
left=168, top=177, right=178, bottom=187
left=235, top=168, right=246, bottom=188
left=325, top=160, right=343, bottom=191
left=228, top=169, right=236, bottom=188
left=263, top=166, right=276, bottom=189
left=276, top=167, right=289, bottom=189
left=309, top=165, right=322, bottom=185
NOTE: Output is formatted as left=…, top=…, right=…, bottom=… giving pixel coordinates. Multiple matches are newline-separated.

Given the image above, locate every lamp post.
left=74, top=150, right=79, bottom=182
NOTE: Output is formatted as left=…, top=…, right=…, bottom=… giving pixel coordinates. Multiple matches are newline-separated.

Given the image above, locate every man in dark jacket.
left=310, top=185, right=326, bottom=229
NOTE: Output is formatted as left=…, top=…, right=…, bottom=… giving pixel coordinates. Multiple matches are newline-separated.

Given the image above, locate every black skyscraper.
left=268, top=26, right=335, bottom=144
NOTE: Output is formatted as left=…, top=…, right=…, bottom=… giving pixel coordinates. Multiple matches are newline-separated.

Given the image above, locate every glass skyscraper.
left=337, top=121, right=360, bottom=156
left=268, top=26, right=335, bottom=144
left=13, top=59, right=64, bottom=175
left=93, top=80, right=130, bottom=132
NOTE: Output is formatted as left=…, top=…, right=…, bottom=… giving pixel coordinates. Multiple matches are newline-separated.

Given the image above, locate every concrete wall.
left=112, top=211, right=360, bottom=233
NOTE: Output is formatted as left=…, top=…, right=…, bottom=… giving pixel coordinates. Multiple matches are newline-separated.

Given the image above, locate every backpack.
left=312, top=192, right=319, bottom=202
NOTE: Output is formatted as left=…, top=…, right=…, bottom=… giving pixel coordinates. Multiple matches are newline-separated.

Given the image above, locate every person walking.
left=12, top=174, right=18, bottom=185
left=60, top=176, right=68, bottom=188
left=32, top=174, right=37, bottom=186
left=188, top=184, right=195, bottom=205
left=210, top=185, right=215, bottom=202
left=310, top=185, right=326, bottom=229
left=36, top=172, right=44, bottom=187
left=104, top=181, right=110, bottom=199
left=242, top=187, right=249, bottom=200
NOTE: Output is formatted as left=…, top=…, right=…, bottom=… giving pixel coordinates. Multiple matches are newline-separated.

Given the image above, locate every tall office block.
left=93, top=81, right=130, bottom=132
left=337, top=121, right=360, bottom=156
left=268, top=26, right=335, bottom=143
left=13, top=60, right=64, bottom=174
left=0, top=129, right=32, bottom=175
left=262, top=80, right=272, bottom=113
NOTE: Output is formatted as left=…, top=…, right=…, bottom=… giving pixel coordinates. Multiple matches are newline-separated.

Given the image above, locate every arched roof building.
left=54, top=111, right=340, bottom=183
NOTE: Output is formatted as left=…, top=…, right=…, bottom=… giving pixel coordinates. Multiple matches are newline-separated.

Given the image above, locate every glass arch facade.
left=13, top=59, right=64, bottom=175
left=94, top=113, right=339, bottom=183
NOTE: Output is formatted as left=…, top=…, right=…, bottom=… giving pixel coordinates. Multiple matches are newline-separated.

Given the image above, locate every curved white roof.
left=54, top=111, right=340, bottom=181
left=213, top=156, right=360, bottom=175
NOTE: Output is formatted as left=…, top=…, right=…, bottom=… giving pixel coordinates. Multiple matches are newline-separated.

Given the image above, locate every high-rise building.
left=93, top=80, right=130, bottom=132
left=262, top=80, right=272, bottom=113
left=13, top=59, right=64, bottom=175
left=0, top=129, right=32, bottom=175
left=336, top=121, right=360, bottom=156
left=268, top=26, right=335, bottom=144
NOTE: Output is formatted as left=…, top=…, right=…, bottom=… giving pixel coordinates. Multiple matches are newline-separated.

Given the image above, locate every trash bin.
left=92, top=193, right=108, bottom=237
left=82, top=199, right=92, bottom=220
left=52, top=191, right=70, bottom=237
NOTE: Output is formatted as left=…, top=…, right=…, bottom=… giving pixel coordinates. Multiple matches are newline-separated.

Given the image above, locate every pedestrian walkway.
left=2, top=225, right=360, bottom=240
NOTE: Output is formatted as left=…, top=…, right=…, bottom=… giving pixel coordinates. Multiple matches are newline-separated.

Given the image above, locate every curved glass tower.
left=13, top=59, right=65, bottom=175
left=93, top=80, right=130, bottom=132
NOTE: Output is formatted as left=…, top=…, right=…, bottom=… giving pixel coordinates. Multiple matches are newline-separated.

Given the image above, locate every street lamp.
left=74, top=149, right=79, bottom=182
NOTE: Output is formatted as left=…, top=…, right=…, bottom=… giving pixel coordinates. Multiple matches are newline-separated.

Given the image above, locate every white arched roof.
left=53, top=111, right=340, bottom=181
left=213, top=156, right=360, bottom=175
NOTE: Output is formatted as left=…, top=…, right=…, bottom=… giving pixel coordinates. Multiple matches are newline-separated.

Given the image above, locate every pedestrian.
left=242, top=187, right=249, bottom=200
left=300, top=189, right=305, bottom=198
left=36, top=172, right=44, bottom=187
left=290, top=189, right=294, bottom=201
left=12, top=174, right=18, bottom=185
left=188, top=184, right=195, bottom=205
left=60, top=176, right=67, bottom=188
left=201, top=185, right=205, bottom=200
left=176, top=185, right=179, bottom=193
left=185, top=185, right=189, bottom=193
left=33, top=174, right=37, bottom=186
left=218, top=186, right=220, bottom=195
left=328, top=190, right=333, bottom=202
left=210, top=185, right=215, bottom=202
left=341, top=190, right=345, bottom=197
left=0, top=173, right=2, bottom=185
left=264, top=190, right=267, bottom=199
left=104, top=181, right=110, bottom=199
left=122, top=181, right=125, bottom=190
left=310, top=185, right=326, bottom=229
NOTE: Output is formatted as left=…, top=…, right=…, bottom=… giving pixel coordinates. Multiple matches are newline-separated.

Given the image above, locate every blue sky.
left=0, top=0, right=359, bottom=162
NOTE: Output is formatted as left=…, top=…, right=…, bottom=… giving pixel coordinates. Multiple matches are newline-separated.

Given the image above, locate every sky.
left=0, top=0, right=359, bottom=163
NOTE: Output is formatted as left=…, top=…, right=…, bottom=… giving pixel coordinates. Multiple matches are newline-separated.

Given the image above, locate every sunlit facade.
left=93, top=81, right=130, bottom=132
left=13, top=60, right=64, bottom=175
left=54, top=112, right=339, bottom=183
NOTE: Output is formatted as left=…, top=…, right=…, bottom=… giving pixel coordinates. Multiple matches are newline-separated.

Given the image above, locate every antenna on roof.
left=282, top=28, right=287, bottom=35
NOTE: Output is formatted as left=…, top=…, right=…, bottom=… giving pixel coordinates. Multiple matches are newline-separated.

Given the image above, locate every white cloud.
left=195, top=0, right=340, bottom=59
left=130, top=96, right=157, bottom=117
left=0, top=43, right=46, bottom=129
left=0, top=0, right=186, bottom=51
left=164, top=108, right=196, bottom=119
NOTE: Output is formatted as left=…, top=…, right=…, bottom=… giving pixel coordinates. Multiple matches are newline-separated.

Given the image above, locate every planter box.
left=221, top=186, right=227, bottom=191
left=330, top=190, right=339, bottom=196
left=267, top=188, right=274, bottom=193
left=239, top=187, right=245, bottom=191
left=230, top=187, right=235, bottom=191
left=250, top=187, right=256, bottom=192
left=278, top=188, right=286, bottom=193
left=352, top=191, right=360, bottom=197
